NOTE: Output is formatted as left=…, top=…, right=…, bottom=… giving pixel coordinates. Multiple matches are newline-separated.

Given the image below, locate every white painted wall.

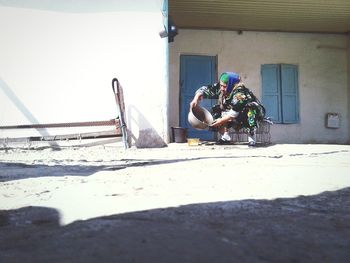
left=0, top=1, right=169, bottom=147
left=348, top=33, right=350, bottom=144
left=170, top=29, right=349, bottom=144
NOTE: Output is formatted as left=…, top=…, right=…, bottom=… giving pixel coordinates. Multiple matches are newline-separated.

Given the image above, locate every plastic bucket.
left=171, top=127, right=187, bottom=143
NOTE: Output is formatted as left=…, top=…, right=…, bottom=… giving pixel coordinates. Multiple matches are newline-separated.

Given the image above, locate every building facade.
left=169, top=30, right=350, bottom=144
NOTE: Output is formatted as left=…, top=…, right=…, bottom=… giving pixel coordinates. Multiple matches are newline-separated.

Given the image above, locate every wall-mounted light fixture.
left=159, top=16, right=178, bottom=43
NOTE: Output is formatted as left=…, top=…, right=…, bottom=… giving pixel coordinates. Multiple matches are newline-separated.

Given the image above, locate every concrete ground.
left=0, top=143, right=350, bottom=262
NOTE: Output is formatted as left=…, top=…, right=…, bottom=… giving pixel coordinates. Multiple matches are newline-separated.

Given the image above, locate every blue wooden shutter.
left=261, top=64, right=282, bottom=123
left=281, top=64, right=299, bottom=123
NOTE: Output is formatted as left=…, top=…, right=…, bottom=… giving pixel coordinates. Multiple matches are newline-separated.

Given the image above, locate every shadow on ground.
left=0, top=152, right=282, bottom=182
left=1, top=187, right=350, bottom=262
left=1, top=147, right=348, bottom=182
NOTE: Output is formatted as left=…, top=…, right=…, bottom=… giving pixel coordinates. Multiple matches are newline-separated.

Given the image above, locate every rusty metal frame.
left=0, top=119, right=118, bottom=129
left=112, top=78, right=128, bottom=149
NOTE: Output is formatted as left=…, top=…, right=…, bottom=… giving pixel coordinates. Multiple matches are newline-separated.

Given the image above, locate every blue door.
left=180, top=55, right=217, bottom=140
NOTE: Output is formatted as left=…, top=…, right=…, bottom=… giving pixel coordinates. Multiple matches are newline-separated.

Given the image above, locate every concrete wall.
left=0, top=0, right=169, bottom=148
left=170, top=29, right=349, bottom=144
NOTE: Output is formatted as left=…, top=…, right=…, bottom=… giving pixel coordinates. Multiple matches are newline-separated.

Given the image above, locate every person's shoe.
left=216, top=138, right=231, bottom=145
left=248, top=141, right=256, bottom=147
left=221, top=132, right=231, bottom=141
left=247, top=133, right=256, bottom=147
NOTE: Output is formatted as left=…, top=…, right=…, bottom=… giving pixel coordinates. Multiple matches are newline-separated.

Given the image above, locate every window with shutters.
left=261, top=64, right=299, bottom=124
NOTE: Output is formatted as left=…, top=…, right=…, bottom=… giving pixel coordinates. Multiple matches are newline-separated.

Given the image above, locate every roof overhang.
left=169, top=0, right=350, bottom=34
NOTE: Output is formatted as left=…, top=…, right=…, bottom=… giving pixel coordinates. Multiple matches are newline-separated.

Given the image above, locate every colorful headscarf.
left=219, top=72, right=240, bottom=93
